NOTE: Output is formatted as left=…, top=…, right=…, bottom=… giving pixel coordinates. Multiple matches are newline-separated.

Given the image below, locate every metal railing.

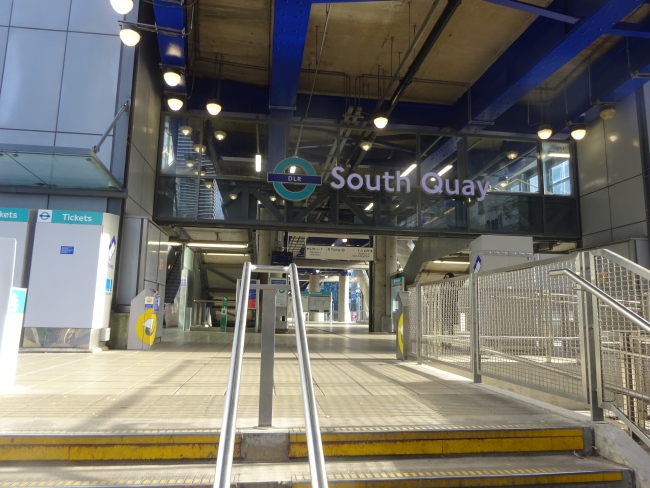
left=404, top=250, right=650, bottom=448
left=213, top=263, right=327, bottom=488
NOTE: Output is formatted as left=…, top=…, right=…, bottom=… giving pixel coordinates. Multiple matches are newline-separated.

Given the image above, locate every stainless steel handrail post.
left=213, top=261, right=252, bottom=488
left=289, top=263, right=328, bottom=488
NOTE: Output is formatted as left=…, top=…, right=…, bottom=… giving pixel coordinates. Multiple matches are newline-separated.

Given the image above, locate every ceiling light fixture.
left=255, top=154, right=262, bottom=172
left=205, top=182, right=213, bottom=189
left=373, top=115, right=388, bottom=129
left=119, top=28, right=140, bottom=46
left=433, top=260, right=468, bottom=265
left=193, top=144, right=206, bottom=153
left=365, top=203, right=374, bottom=211
left=548, top=152, right=570, bottom=158
left=360, top=140, right=373, bottom=151
left=506, top=149, right=519, bottom=160
left=537, top=124, right=553, bottom=140
left=269, top=195, right=277, bottom=202
left=289, top=166, right=296, bottom=174
left=438, top=164, right=453, bottom=176
left=185, top=159, right=195, bottom=168
left=214, top=130, right=226, bottom=141
left=600, top=105, right=616, bottom=121
left=229, top=193, right=238, bottom=200
left=179, top=125, right=192, bottom=136
left=342, top=238, right=348, bottom=243
left=187, top=242, right=248, bottom=249
left=163, top=68, right=182, bottom=87
left=401, top=163, right=417, bottom=177
left=206, top=99, right=222, bottom=116
left=111, top=0, right=134, bottom=14
left=167, top=97, right=183, bottom=111
left=570, top=124, right=587, bottom=141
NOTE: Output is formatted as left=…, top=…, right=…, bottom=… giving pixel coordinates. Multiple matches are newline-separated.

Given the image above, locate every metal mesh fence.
left=593, top=253, right=650, bottom=435
left=405, top=289, right=418, bottom=359
left=476, top=257, right=584, bottom=400
left=419, top=277, right=472, bottom=371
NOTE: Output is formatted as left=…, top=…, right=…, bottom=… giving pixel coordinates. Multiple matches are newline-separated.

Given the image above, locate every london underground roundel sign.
left=267, top=157, right=322, bottom=202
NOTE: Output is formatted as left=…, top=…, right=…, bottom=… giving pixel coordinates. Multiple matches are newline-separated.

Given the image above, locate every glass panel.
left=156, top=176, right=198, bottom=219
left=468, top=194, right=542, bottom=234
left=205, top=119, right=267, bottom=178
left=467, top=137, right=539, bottom=194
left=160, top=115, right=204, bottom=176
left=0, top=146, right=123, bottom=190
left=421, top=196, right=467, bottom=230
left=544, top=197, right=579, bottom=237
left=542, top=141, right=573, bottom=196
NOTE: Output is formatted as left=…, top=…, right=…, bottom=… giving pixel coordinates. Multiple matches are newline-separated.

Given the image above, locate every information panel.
left=305, top=245, right=374, bottom=261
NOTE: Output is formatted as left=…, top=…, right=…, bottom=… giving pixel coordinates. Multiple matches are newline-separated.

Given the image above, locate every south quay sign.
left=268, top=157, right=489, bottom=202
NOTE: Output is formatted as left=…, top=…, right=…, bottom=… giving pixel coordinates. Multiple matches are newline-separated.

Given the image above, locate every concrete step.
left=0, top=424, right=589, bottom=462
left=0, top=454, right=633, bottom=487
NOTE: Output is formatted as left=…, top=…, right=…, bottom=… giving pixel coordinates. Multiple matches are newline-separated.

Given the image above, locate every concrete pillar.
left=355, top=270, right=370, bottom=322
left=371, top=236, right=398, bottom=332
left=338, top=274, right=350, bottom=323
left=308, top=274, right=323, bottom=322
left=372, top=236, right=387, bottom=332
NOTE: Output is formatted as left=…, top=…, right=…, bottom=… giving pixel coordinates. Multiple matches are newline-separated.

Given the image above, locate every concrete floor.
left=0, top=323, right=582, bottom=433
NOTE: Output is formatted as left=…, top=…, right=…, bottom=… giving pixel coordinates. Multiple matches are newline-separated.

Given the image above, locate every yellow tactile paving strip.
left=289, top=425, right=585, bottom=457
left=0, top=468, right=623, bottom=488
left=292, top=468, right=624, bottom=487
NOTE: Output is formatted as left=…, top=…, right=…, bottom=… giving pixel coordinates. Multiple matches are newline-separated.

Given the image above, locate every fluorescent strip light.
left=365, top=203, right=374, bottom=211
left=255, top=154, right=262, bottom=172
left=205, top=253, right=249, bottom=257
left=548, top=152, right=570, bottom=158
left=165, top=242, right=180, bottom=246
left=433, top=260, right=468, bottom=265
left=187, top=243, right=248, bottom=249
left=401, top=163, right=417, bottom=177
left=438, top=164, right=453, bottom=176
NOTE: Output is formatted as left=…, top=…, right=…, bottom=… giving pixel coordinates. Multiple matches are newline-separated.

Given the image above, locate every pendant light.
left=373, top=114, right=388, bottom=129
left=167, top=97, right=183, bottom=111
left=570, top=124, right=587, bottom=141
left=111, top=0, right=134, bottom=15
left=537, top=124, right=552, bottom=140
left=164, top=68, right=182, bottom=87
left=179, top=125, right=192, bottom=136
left=360, top=140, right=372, bottom=151
left=214, top=130, right=227, bottom=141
left=207, top=54, right=224, bottom=116
left=119, top=28, right=140, bottom=46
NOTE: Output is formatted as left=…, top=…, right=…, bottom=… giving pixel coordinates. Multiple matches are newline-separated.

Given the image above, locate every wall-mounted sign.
left=330, top=167, right=489, bottom=201
left=306, top=245, right=374, bottom=261
left=268, top=157, right=322, bottom=202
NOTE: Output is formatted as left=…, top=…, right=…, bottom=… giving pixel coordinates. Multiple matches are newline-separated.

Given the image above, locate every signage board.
left=37, top=209, right=104, bottom=225
left=309, top=292, right=331, bottom=312
left=306, top=245, right=374, bottom=261
left=270, top=278, right=287, bottom=307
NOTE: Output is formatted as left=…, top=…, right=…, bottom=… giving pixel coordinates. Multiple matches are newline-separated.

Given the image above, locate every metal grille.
left=405, top=289, right=418, bottom=359
left=593, top=252, right=650, bottom=435
left=476, top=258, right=584, bottom=400
left=419, top=277, right=472, bottom=371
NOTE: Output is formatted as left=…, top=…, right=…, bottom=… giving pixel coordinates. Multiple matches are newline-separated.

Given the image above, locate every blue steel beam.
left=424, top=0, right=646, bottom=168
left=152, top=0, right=187, bottom=93
left=482, top=0, right=579, bottom=24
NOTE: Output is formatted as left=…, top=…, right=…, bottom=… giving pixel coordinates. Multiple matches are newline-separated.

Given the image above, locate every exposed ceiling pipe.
left=348, top=0, right=462, bottom=172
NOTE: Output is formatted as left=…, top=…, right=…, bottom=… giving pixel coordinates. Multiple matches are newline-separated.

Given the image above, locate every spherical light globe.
left=206, top=99, right=222, bottom=116
left=374, top=115, right=388, bottom=129
left=537, top=125, right=553, bottom=140
left=164, top=69, right=182, bottom=87
left=571, top=125, right=587, bottom=141
left=214, top=130, right=227, bottom=141
left=167, top=97, right=183, bottom=111
left=119, top=28, right=140, bottom=46
left=111, top=0, right=133, bottom=15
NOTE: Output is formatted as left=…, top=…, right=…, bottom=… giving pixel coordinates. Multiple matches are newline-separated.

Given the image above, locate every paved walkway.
left=0, top=323, right=582, bottom=432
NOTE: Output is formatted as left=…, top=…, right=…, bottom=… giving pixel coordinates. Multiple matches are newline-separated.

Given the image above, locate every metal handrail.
left=213, top=262, right=327, bottom=488
left=213, top=261, right=252, bottom=488
left=549, top=269, right=650, bottom=335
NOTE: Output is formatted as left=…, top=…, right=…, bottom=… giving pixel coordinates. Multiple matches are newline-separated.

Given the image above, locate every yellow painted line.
left=0, top=434, right=226, bottom=446
left=291, top=470, right=623, bottom=488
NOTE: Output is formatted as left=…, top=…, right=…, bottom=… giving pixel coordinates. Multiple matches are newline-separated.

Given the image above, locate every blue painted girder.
left=152, top=0, right=187, bottom=93
left=424, top=0, right=646, bottom=169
